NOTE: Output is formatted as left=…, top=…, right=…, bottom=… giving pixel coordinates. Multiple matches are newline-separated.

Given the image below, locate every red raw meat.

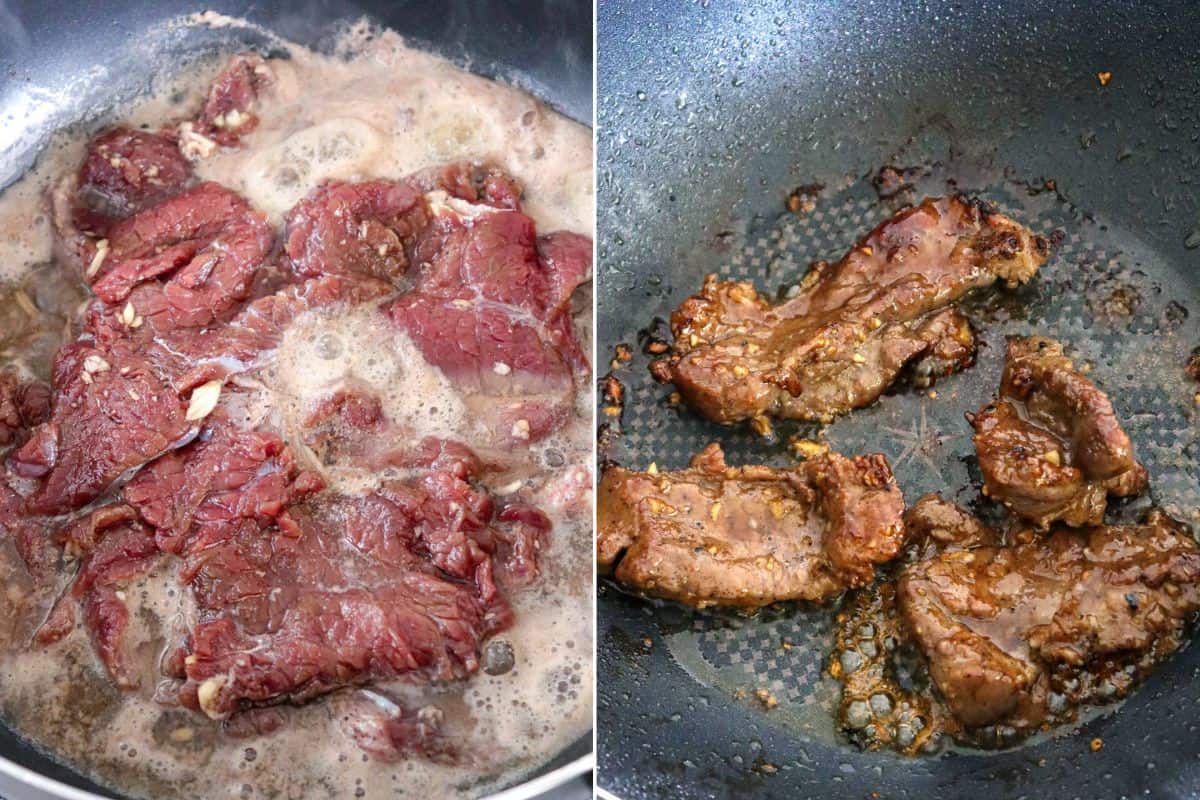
left=194, top=54, right=272, bottom=146
left=336, top=690, right=457, bottom=764
left=284, top=180, right=429, bottom=283
left=301, top=386, right=485, bottom=478
left=72, top=127, right=193, bottom=236
left=387, top=206, right=592, bottom=445
left=407, top=161, right=524, bottom=211
left=35, top=504, right=160, bottom=688
left=0, top=481, right=55, bottom=576
left=85, top=182, right=274, bottom=329
left=123, top=419, right=324, bottom=556
left=8, top=155, right=574, bottom=759
left=10, top=340, right=193, bottom=515
left=0, top=370, right=50, bottom=447
left=173, top=467, right=539, bottom=719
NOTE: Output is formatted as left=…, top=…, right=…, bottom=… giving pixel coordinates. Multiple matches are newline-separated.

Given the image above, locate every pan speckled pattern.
left=597, top=1, right=1200, bottom=798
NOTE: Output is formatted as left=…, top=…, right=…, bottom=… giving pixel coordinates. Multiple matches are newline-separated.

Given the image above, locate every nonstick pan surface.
left=0, top=2, right=591, bottom=798
left=597, top=1, right=1200, bottom=798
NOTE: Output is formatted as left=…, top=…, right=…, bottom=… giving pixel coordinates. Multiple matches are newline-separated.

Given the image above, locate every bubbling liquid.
left=0, top=17, right=592, bottom=800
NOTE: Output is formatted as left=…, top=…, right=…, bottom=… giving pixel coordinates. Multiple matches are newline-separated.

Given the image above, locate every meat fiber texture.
left=898, top=499, right=1200, bottom=738
left=650, top=195, right=1050, bottom=426
left=970, top=336, right=1147, bottom=528
left=0, top=67, right=589, bottom=753
left=597, top=443, right=906, bottom=609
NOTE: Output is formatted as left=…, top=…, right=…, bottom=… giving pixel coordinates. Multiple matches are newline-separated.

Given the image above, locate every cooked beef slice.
left=903, top=493, right=1002, bottom=554
left=192, top=53, right=272, bottom=146
left=387, top=201, right=591, bottom=446
left=905, top=308, right=977, bottom=388
left=35, top=504, right=161, bottom=689
left=897, top=509, right=1200, bottom=738
left=649, top=196, right=1049, bottom=424
left=70, top=127, right=193, bottom=236
left=597, top=443, right=905, bottom=609
left=970, top=336, right=1146, bottom=528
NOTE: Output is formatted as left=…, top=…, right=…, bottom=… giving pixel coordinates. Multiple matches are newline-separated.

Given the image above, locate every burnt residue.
left=1187, top=346, right=1200, bottom=382
left=638, top=317, right=673, bottom=357
left=597, top=344, right=634, bottom=467
left=785, top=183, right=824, bottom=215
left=871, top=165, right=923, bottom=201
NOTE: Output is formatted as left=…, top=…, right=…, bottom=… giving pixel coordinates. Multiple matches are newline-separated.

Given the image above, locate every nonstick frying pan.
left=0, top=2, right=591, bottom=798
left=597, top=1, right=1200, bottom=798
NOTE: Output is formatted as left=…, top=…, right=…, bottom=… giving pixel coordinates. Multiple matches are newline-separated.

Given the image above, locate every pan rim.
left=0, top=747, right=594, bottom=800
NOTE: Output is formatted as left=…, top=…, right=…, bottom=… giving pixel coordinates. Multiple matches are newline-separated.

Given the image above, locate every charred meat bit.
left=970, top=336, right=1146, bottom=528
left=650, top=196, right=1050, bottom=425
left=1186, top=346, right=1200, bottom=382
left=597, top=443, right=905, bottom=609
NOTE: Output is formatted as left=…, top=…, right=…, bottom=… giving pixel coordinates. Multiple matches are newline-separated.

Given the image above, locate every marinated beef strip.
left=970, top=336, right=1147, bottom=528
left=833, top=495, right=1200, bottom=751
left=649, top=196, right=1050, bottom=425
left=597, top=443, right=906, bottom=609
left=897, top=503, right=1200, bottom=742
left=831, top=495, right=1003, bottom=753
